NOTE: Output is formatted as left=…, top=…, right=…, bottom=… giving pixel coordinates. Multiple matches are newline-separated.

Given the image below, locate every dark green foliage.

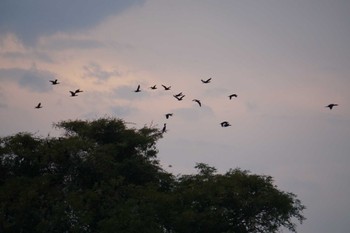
left=0, top=118, right=305, bottom=233
left=165, top=163, right=305, bottom=233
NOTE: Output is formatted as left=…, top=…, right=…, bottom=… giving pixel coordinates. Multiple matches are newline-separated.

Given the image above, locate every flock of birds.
left=35, top=79, right=84, bottom=109
left=132, top=78, right=239, bottom=133
left=35, top=77, right=339, bottom=134
left=35, top=77, right=239, bottom=133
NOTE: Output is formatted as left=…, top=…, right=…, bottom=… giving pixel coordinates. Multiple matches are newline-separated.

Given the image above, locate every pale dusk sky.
left=1, top=1, right=350, bottom=232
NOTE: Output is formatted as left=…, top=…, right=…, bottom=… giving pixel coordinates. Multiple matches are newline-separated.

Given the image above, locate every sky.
left=1, top=0, right=350, bottom=232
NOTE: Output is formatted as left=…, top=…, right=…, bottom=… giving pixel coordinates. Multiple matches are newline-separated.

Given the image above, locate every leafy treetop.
left=0, top=117, right=305, bottom=233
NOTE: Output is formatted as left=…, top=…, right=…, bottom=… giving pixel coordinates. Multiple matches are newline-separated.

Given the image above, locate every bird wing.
left=193, top=99, right=201, bottom=106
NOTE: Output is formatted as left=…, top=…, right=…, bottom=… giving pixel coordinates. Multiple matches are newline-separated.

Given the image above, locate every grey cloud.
left=2, top=51, right=54, bottom=63
left=0, top=67, right=55, bottom=92
left=0, top=0, right=145, bottom=45
left=42, top=38, right=104, bottom=51
left=83, top=63, right=121, bottom=81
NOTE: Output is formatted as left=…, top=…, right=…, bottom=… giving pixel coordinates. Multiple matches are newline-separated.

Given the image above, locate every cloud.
left=0, top=66, right=56, bottom=92
left=0, top=0, right=145, bottom=45
left=83, top=62, right=121, bottom=81
left=0, top=33, right=54, bottom=63
left=2, top=51, right=54, bottom=63
left=38, top=36, right=104, bottom=51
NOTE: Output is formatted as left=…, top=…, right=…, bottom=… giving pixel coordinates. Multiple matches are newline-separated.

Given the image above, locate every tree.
left=0, top=117, right=305, bottom=233
left=162, top=163, right=305, bottom=233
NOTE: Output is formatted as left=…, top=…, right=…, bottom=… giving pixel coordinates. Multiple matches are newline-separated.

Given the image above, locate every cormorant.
left=162, top=85, right=171, bottom=90
left=174, top=94, right=185, bottom=101
left=134, top=85, right=141, bottom=92
left=162, top=123, right=167, bottom=133
left=70, top=91, right=78, bottom=97
left=174, top=92, right=183, bottom=98
left=229, top=94, right=238, bottom=99
left=326, top=104, right=338, bottom=110
left=220, top=121, right=231, bottom=127
left=49, top=79, right=59, bottom=85
left=192, top=99, right=201, bottom=107
left=201, top=78, right=212, bottom=84
left=35, top=102, right=42, bottom=109
left=75, top=89, right=83, bottom=93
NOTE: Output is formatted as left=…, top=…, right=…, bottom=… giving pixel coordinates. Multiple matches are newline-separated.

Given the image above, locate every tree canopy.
left=0, top=117, right=305, bottom=233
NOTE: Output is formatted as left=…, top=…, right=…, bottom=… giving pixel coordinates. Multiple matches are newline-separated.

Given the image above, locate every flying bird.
left=35, top=102, right=42, bottom=109
left=162, top=123, right=167, bottom=133
left=134, top=85, right=141, bottom=92
left=201, top=78, right=212, bottom=84
left=150, top=85, right=157, bottom=90
left=174, top=94, right=185, bottom=101
left=229, top=94, right=238, bottom=99
left=70, top=91, right=78, bottom=97
left=162, top=85, right=171, bottom=90
left=326, top=104, right=338, bottom=110
left=75, top=89, right=83, bottom=93
left=192, top=99, right=201, bottom=107
left=165, top=113, right=173, bottom=119
left=174, top=92, right=183, bottom=98
left=220, top=121, right=231, bottom=127
left=49, top=79, right=59, bottom=85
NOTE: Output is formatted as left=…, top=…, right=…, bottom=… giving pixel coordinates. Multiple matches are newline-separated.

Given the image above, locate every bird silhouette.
left=165, top=113, right=173, bottom=119
left=35, top=102, right=42, bottom=109
left=150, top=85, right=157, bottom=90
left=220, top=121, right=231, bottom=127
left=75, top=89, right=83, bottom=93
left=49, top=79, right=59, bottom=85
left=134, top=85, right=141, bottom=92
left=326, top=104, right=338, bottom=110
left=162, top=123, right=167, bottom=133
left=70, top=91, right=78, bottom=97
left=174, top=94, right=185, bottom=101
left=229, top=94, right=238, bottom=99
left=192, top=99, right=201, bottom=107
left=201, top=78, right=212, bottom=84
left=162, top=85, right=171, bottom=90
left=174, top=92, right=183, bottom=98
